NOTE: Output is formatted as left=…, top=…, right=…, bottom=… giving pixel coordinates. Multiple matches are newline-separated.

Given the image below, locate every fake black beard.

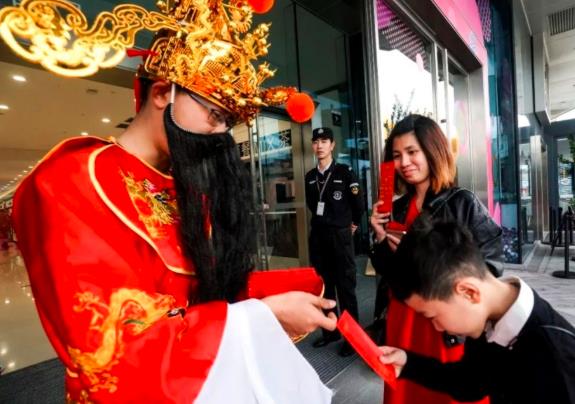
left=164, top=105, right=255, bottom=303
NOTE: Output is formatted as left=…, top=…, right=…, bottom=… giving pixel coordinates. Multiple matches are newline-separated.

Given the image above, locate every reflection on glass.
left=557, top=138, right=574, bottom=210
left=297, top=4, right=370, bottom=252
left=519, top=142, right=534, bottom=244
left=257, top=117, right=300, bottom=268
left=437, top=47, right=447, bottom=134
left=231, top=116, right=301, bottom=269
left=447, top=60, right=471, bottom=188
left=375, top=0, right=433, bottom=138
left=485, top=0, right=520, bottom=262
left=256, top=117, right=296, bottom=210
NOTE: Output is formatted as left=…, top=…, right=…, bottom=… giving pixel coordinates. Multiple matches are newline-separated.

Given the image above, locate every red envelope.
left=378, top=162, right=395, bottom=214
left=386, top=221, right=407, bottom=232
left=243, top=267, right=324, bottom=299
left=337, top=311, right=397, bottom=388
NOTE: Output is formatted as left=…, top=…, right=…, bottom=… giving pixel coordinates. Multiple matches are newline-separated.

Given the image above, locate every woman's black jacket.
left=370, top=187, right=503, bottom=278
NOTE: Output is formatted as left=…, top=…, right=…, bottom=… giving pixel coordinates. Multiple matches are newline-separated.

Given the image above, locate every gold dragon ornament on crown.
left=0, top=0, right=315, bottom=123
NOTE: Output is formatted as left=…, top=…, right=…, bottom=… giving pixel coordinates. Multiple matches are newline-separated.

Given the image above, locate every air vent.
left=549, top=7, right=575, bottom=36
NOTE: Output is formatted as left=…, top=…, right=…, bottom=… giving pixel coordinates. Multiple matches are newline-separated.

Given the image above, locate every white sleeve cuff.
left=195, top=299, right=332, bottom=404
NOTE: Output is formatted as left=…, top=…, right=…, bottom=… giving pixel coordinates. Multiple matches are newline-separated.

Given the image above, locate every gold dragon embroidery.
left=121, top=170, right=178, bottom=238
left=67, top=289, right=176, bottom=394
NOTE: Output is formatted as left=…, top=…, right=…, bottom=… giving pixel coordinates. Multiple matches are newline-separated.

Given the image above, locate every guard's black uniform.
left=305, top=162, right=364, bottom=337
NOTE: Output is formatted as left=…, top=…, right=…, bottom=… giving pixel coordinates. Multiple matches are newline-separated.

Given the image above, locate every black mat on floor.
left=297, top=256, right=377, bottom=383
left=0, top=257, right=376, bottom=402
left=0, top=358, right=64, bottom=404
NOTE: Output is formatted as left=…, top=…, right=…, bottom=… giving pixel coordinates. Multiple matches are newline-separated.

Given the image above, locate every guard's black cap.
left=312, top=127, right=334, bottom=141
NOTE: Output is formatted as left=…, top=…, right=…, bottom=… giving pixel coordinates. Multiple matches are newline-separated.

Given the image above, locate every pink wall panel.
left=432, top=0, right=487, bottom=65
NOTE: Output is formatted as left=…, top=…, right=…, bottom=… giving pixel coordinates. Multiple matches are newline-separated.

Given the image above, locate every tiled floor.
left=520, top=242, right=575, bottom=323
left=1, top=242, right=574, bottom=404
left=0, top=249, right=55, bottom=375
left=328, top=242, right=575, bottom=404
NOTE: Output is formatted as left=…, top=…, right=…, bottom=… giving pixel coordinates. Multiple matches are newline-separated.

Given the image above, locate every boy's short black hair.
left=389, top=216, right=489, bottom=301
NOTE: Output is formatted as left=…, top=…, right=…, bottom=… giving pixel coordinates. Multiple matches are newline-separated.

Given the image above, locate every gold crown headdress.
left=0, top=0, right=314, bottom=123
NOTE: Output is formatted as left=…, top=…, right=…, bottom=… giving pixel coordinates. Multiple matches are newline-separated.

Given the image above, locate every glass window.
left=511, top=0, right=542, bottom=251
left=484, top=0, right=520, bottom=263
left=519, top=141, right=534, bottom=244
left=436, top=47, right=447, bottom=134
left=375, top=0, right=434, bottom=139
left=448, top=59, right=472, bottom=189
left=557, top=137, right=574, bottom=210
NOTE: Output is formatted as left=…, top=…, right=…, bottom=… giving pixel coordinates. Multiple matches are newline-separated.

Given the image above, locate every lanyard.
left=316, top=171, right=333, bottom=202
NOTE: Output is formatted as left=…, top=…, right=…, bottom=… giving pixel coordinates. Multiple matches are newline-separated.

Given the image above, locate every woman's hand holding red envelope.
left=371, top=201, right=391, bottom=242
left=371, top=202, right=408, bottom=252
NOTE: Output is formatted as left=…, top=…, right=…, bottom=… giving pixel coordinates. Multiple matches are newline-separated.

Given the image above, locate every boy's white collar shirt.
left=485, top=276, right=534, bottom=348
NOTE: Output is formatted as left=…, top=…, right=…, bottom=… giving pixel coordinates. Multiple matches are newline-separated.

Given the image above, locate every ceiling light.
left=28, top=165, right=33, bottom=169
left=12, top=74, right=26, bottom=82
left=0, top=105, right=9, bottom=110
left=81, top=131, right=88, bottom=136
left=0, top=348, right=7, bottom=356
left=101, top=117, right=111, bottom=123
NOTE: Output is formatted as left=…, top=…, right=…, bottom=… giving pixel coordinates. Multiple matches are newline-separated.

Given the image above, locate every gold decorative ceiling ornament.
left=0, top=0, right=302, bottom=122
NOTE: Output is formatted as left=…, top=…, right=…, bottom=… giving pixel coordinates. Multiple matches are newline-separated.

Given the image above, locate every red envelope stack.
left=244, top=267, right=324, bottom=299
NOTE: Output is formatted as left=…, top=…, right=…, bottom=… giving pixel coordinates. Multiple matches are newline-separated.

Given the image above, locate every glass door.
left=557, top=137, right=574, bottom=211
left=232, top=114, right=309, bottom=270
left=447, top=58, right=472, bottom=190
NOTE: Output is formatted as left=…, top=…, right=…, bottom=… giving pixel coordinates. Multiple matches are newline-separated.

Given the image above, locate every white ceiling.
left=521, top=0, right=575, bottom=118
left=547, top=29, right=575, bottom=116
left=0, top=60, right=134, bottom=194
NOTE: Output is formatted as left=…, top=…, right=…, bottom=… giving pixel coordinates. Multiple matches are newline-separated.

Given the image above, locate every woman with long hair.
left=370, top=114, right=502, bottom=404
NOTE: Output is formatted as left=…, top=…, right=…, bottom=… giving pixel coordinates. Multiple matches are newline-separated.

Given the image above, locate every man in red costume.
left=1, top=0, right=336, bottom=402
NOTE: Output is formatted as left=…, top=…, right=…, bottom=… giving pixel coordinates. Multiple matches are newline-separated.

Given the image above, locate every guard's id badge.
left=316, top=202, right=325, bottom=216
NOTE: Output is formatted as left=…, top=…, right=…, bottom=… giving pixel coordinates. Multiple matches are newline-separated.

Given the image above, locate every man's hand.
left=379, top=346, right=407, bottom=377
left=262, top=292, right=338, bottom=338
left=351, top=223, right=358, bottom=234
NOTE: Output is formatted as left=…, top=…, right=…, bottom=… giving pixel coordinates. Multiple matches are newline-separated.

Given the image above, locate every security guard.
left=305, top=127, right=364, bottom=357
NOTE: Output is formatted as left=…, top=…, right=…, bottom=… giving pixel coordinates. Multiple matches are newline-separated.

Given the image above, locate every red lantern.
left=247, top=0, right=274, bottom=13
left=286, top=92, right=315, bottom=123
